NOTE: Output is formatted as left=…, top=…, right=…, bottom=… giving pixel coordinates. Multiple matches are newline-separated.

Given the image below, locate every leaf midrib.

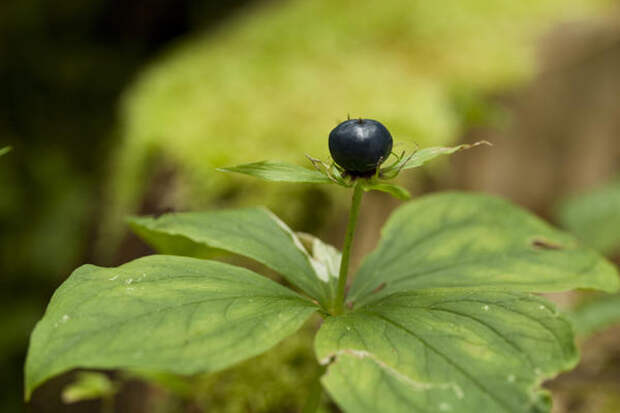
left=46, top=293, right=312, bottom=343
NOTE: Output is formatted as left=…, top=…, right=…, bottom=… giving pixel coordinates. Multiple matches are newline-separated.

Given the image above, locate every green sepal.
left=361, top=182, right=411, bottom=200
left=218, top=161, right=332, bottom=184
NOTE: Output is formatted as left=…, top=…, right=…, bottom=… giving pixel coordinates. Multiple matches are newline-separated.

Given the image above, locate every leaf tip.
left=24, top=372, right=35, bottom=402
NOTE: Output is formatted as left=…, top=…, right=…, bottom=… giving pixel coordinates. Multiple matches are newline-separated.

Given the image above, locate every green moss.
left=134, top=318, right=324, bottom=413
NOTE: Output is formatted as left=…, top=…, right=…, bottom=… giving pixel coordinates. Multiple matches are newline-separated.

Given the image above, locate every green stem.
left=333, top=181, right=364, bottom=315
left=302, top=365, right=326, bottom=413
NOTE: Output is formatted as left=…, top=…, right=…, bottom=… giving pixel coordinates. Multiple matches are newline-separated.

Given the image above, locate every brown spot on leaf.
left=372, top=282, right=386, bottom=294
left=531, top=237, right=564, bottom=250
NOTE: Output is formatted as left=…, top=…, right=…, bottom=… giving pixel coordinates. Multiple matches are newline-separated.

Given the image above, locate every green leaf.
left=568, top=294, right=620, bottom=338
left=25, top=255, right=317, bottom=399
left=62, top=372, right=117, bottom=403
left=362, top=182, right=411, bottom=200
left=555, top=179, right=620, bottom=256
left=401, top=141, right=490, bottom=170
left=218, top=161, right=332, bottom=184
left=316, top=290, right=576, bottom=413
left=128, top=208, right=330, bottom=307
left=0, top=146, right=11, bottom=157
left=349, top=192, right=619, bottom=306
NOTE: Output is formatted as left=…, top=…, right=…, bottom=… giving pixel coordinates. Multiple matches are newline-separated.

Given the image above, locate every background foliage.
left=102, top=0, right=615, bottom=253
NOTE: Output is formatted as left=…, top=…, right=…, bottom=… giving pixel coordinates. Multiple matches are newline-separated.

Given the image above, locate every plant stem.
left=302, top=365, right=326, bottom=413
left=333, top=181, right=364, bottom=315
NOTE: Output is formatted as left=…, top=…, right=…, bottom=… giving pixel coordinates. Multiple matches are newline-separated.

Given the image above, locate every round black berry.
left=328, top=118, right=393, bottom=175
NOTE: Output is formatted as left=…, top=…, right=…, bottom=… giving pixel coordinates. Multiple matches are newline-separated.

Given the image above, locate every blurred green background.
left=1, top=0, right=619, bottom=412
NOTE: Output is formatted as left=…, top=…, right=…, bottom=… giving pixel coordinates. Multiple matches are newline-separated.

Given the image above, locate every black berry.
left=328, top=118, right=393, bottom=176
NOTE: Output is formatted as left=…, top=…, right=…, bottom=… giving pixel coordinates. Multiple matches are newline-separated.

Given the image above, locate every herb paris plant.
left=25, top=119, right=618, bottom=412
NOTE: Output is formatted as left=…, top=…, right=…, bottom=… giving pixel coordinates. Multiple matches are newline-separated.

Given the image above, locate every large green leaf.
left=349, top=192, right=618, bottom=306
left=316, top=289, right=575, bottom=413
left=555, top=179, right=620, bottom=256
left=128, top=208, right=332, bottom=307
left=25, top=255, right=317, bottom=399
left=568, top=294, right=620, bottom=338
left=0, top=146, right=11, bottom=157
left=218, top=161, right=332, bottom=184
